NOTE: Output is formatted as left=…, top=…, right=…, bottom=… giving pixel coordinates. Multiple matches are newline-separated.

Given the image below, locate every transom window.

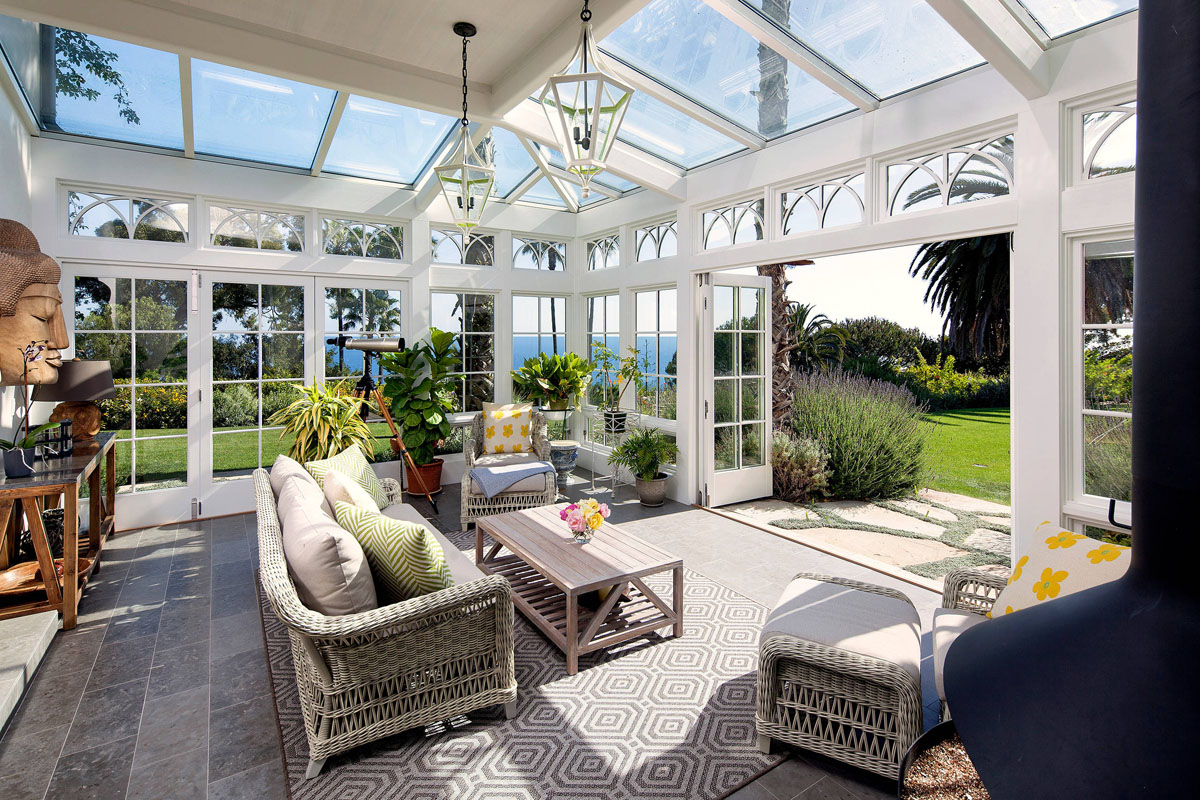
left=886, top=135, right=1014, bottom=216
left=210, top=206, right=305, bottom=252
left=636, top=221, right=678, bottom=262
left=432, top=229, right=495, bottom=266
left=702, top=200, right=765, bottom=250
left=635, top=288, right=678, bottom=420
left=513, top=238, right=567, bottom=271
left=67, top=190, right=189, bottom=243
left=781, top=174, right=866, bottom=235
left=588, top=234, right=621, bottom=271
left=322, top=218, right=404, bottom=260
left=432, top=292, right=495, bottom=412
left=1083, top=102, right=1136, bottom=180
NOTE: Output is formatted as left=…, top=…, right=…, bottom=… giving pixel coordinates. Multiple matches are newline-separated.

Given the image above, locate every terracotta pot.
left=635, top=474, right=669, bottom=507
left=403, top=458, right=443, bottom=496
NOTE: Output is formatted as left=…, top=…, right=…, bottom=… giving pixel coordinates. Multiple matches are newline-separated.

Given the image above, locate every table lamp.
left=33, top=359, right=116, bottom=447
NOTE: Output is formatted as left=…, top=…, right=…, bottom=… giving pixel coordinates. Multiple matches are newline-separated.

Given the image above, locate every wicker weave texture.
left=941, top=567, right=1008, bottom=614
left=755, top=573, right=923, bottom=780
left=253, top=469, right=517, bottom=772
left=460, top=410, right=557, bottom=531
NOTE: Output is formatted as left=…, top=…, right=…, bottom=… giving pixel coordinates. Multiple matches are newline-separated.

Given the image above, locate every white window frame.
left=511, top=293, right=569, bottom=372
left=632, top=284, right=679, bottom=428
left=431, top=228, right=497, bottom=267
left=319, top=215, right=408, bottom=262
left=430, top=289, right=497, bottom=412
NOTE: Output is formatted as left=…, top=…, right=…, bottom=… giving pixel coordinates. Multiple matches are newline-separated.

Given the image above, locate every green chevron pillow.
left=333, top=502, right=453, bottom=601
left=305, top=445, right=388, bottom=509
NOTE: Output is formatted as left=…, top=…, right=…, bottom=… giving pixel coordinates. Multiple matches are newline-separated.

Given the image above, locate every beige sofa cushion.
left=323, top=468, right=380, bottom=513
left=270, top=454, right=331, bottom=515
left=761, top=577, right=921, bottom=684
left=469, top=452, right=549, bottom=495
left=382, top=503, right=485, bottom=585
left=932, top=607, right=987, bottom=702
left=277, top=475, right=377, bottom=616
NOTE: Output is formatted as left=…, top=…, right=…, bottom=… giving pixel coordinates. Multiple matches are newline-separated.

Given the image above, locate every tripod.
left=350, top=353, right=439, bottom=514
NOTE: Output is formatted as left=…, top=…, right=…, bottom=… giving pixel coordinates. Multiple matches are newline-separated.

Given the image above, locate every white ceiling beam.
left=411, top=123, right=494, bottom=215
left=700, top=0, right=879, bottom=112
left=310, top=92, right=348, bottom=175
left=518, top=135, right=579, bottom=212
left=489, top=0, right=651, bottom=116
left=0, top=0, right=475, bottom=118
left=178, top=54, right=194, bottom=157
left=501, top=100, right=686, bottom=201
left=603, top=58, right=765, bottom=150
left=926, top=0, right=1050, bottom=99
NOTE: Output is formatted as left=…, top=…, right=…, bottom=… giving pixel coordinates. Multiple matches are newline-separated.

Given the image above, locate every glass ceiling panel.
left=618, top=90, right=744, bottom=168
left=47, top=30, right=184, bottom=150
left=594, top=172, right=638, bottom=193
left=192, top=61, right=335, bottom=168
left=323, top=95, right=457, bottom=183
left=521, top=177, right=568, bottom=207
left=484, top=126, right=537, bottom=196
left=741, top=0, right=983, bottom=98
left=602, top=0, right=855, bottom=139
left=1017, top=0, right=1137, bottom=38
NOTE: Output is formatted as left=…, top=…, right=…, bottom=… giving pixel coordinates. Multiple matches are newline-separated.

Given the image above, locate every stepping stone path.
left=918, top=488, right=1011, bottom=515
left=892, top=499, right=959, bottom=523
left=771, top=527, right=969, bottom=568
left=963, top=528, right=1013, bottom=557
left=816, top=500, right=947, bottom=538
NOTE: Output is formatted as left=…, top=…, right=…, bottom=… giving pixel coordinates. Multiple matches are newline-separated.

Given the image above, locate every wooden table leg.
left=24, top=498, right=62, bottom=608
left=673, top=565, right=684, bottom=638
left=566, top=591, right=579, bottom=675
left=62, top=490, right=79, bottom=630
left=475, top=525, right=484, bottom=565
left=89, top=466, right=102, bottom=555
left=0, top=499, right=13, bottom=570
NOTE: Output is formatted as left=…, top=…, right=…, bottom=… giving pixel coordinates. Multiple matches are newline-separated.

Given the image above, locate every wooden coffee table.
left=475, top=505, right=684, bottom=674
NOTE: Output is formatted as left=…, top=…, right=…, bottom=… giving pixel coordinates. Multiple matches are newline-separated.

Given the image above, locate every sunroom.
left=0, top=1, right=1187, bottom=798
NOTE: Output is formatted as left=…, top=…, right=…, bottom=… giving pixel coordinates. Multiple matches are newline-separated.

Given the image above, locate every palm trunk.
left=757, top=0, right=791, bottom=138
left=757, top=261, right=811, bottom=427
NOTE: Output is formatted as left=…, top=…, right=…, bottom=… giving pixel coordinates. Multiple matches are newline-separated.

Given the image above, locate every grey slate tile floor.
left=0, top=472, right=937, bottom=799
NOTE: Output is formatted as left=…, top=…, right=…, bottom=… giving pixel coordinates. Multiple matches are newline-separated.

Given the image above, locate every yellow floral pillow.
left=481, top=402, right=534, bottom=454
left=990, top=521, right=1130, bottom=617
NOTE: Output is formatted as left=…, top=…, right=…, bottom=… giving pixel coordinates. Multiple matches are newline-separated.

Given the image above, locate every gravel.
left=900, top=734, right=991, bottom=800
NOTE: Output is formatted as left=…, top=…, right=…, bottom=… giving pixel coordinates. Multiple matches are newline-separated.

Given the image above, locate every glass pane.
left=714, top=332, right=735, bottom=377
left=522, top=177, right=567, bottom=207
left=213, top=430, right=261, bottom=478
left=263, top=334, right=305, bottom=379
left=75, top=333, right=132, bottom=380
left=660, top=335, right=678, bottom=376
left=660, top=377, right=677, bottom=420
left=546, top=297, right=567, bottom=331
left=1084, top=248, right=1134, bottom=324
left=135, top=333, right=186, bottom=381
left=213, top=334, right=258, bottom=381
left=263, top=429, right=298, bottom=468
left=136, top=280, right=187, bottom=330
left=50, top=31, right=184, bottom=150
left=1018, top=0, right=1137, bottom=38
left=76, top=277, right=131, bottom=330
left=1087, top=113, right=1136, bottom=179
left=364, top=290, right=402, bottom=331
left=618, top=90, right=743, bottom=168
left=741, top=378, right=762, bottom=422
left=714, top=379, right=737, bottom=423
left=638, top=376, right=659, bottom=416
left=742, top=423, right=764, bottom=467
left=714, top=286, right=735, bottom=330
left=464, top=373, right=494, bottom=412
left=73, top=201, right=128, bottom=239
left=659, top=289, right=677, bottom=331
left=740, top=288, right=762, bottom=330
left=191, top=61, right=336, bottom=167
left=464, top=235, right=495, bottom=266
left=1084, top=415, right=1131, bottom=501
left=431, top=292, right=464, bottom=332
left=133, top=384, right=185, bottom=432
left=603, top=0, right=854, bottom=139
left=212, top=283, right=259, bottom=331
left=432, top=230, right=463, bottom=264
left=1084, top=330, right=1132, bottom=413
left=637, top=335, right=658, bottom=374
left=213, top=383, right=260, bottom=430
left=636, top=291, right=657, bottom=331
left=741, top=333, right=763, bottom=375
left=606, top=295, right=620, bottom=331
left=262, top=285, right=304, bottom=331
left=744, top=0, right=982, bottom=98
left=323, top=95, right=457, bottom=183
left=135, top=437, right=187, bottom=489
left=513, top=295, right=538, bottom=329
left=464, top=334, right=494, bottom=373
left=464, top=295, right=495, bottom=333
left=715, top=425, right=738, bottom=471
left=325, top=288, right=363, bottom=331
left=101, top=386, right=132, bottom=431
left=487, top=127, right=538, bottom=196
left=262, top=383, right=299, bottom=427
left=513, top=335, right=537, bottom=370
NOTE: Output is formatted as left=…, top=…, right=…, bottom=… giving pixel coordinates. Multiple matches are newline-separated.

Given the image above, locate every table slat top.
left=478, top=505, right=681, bottom=592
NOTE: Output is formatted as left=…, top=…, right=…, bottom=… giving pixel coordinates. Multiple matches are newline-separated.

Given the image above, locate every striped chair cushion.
left=334, top=502, right=454, bottom=601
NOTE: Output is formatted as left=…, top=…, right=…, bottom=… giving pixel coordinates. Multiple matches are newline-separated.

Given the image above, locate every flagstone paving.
left=814, top=501, right=948, bottom=539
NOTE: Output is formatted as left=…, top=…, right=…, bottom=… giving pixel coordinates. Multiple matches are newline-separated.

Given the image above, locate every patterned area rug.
left=258, top=532, right=782, bottom=800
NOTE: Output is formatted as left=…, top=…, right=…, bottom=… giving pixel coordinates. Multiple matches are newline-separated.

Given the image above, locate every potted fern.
left=607, top=427, right=678, bottom=507
left=268, top=381, right=375, bottom=462
left=511, top=352, right=592, bottom=411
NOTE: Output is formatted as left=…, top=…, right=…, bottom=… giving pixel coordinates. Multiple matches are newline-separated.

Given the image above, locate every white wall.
left=0, top=75, right=34, bottom=431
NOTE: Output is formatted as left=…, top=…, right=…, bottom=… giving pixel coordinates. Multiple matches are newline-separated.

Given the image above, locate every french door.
left=698, top=272, right=773, bottom=507
left=64, top=264, right=407, bottom=529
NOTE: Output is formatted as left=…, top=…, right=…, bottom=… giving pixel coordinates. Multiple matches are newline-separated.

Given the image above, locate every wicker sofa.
left=253, top=469, right=517, bottom=778
left=460, top=409, right=557, bottom=531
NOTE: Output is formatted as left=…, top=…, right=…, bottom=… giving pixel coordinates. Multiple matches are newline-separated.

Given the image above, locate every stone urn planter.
left=634, top=474, right=669, bottom=507
left=548, top=440, right=579, bottom=491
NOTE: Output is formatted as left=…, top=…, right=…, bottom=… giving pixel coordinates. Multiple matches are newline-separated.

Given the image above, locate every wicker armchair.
left=460, top=410, right=557, bottom=531
left=253, top=470, right=517, bottom=778
left=941, top=567, right=1009, bottom=615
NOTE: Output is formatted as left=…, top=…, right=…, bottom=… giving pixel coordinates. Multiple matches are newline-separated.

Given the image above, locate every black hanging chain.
left=581, top=0, right=591, bottom=22
left=458, top=35, right=468, bottom=126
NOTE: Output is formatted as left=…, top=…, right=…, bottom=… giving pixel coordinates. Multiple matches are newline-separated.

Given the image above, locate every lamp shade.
left=435, top=125, right=496, bottom=230
left=32, top=359, right=116, bottom=402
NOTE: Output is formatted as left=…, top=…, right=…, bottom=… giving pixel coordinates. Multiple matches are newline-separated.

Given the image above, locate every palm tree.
left=786, top=303, right=846, bottom=373
left=909, top=234, right=1011, bottom=362
left=756, top=0, right=791, bottom=138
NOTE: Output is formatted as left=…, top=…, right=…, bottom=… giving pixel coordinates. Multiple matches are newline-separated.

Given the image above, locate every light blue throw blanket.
left=470, top=460, right=555, bottom=498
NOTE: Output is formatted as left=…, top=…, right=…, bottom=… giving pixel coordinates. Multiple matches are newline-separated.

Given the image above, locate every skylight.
left=191, top=61, right=336, bottom=168
left=485, top=126, right=538, bottom=196
left=1017, top=0, right=1137, bottom=38
left=522, top=177, right=569, bottom=208
left=603, top=0, right=855, bottom=139
left=618, top=90, right=745, bottom=168
left=322, top=95, right=457, bottom=183
left=740, top=0, right=984, bottom=98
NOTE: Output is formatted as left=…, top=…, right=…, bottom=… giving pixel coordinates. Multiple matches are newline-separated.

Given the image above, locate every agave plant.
left=268, top=381, right=375, bottom=463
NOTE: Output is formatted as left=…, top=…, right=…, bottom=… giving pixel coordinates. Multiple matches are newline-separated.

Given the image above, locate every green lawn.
left=921, top=408, right=1011, bottom=504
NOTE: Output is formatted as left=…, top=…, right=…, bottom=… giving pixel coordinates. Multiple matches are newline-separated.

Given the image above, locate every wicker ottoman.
left=755, top=573, right=923, bottom=780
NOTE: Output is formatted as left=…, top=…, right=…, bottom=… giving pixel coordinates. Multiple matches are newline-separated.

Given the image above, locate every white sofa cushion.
left=469, top=452, right=549, bottom=495
left=270, top=454, right=331, bottom=515
left=323, top=468, right=381, bottom=513
left=382, top=503, right=485, bottom=585
left=932, top=607, right=987, bottom=702
left=761, top=577, right=921, bottom=684
left=277, top=475, right=377, bottom=616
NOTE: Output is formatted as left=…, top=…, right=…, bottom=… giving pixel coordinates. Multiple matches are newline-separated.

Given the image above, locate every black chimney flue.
left=943, top=1, right=1200, bottom=796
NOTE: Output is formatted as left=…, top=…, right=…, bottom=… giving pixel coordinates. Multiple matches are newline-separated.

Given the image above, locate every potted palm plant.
left=267, top=380, right=374, bottom=461
left=511, top=352, right=592, bottom=411
left=591, top=342, right=643, bottom=433
left=607, top=427, right=678, bottom=507
left=379, top=328, right=458, bottom=494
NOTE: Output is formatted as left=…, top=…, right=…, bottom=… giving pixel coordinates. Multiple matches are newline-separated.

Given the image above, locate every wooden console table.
left=0, top=433, right=117, bottom=630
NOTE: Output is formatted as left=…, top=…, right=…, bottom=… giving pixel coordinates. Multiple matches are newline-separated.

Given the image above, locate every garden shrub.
left=771, top=428, right=831, bottom=503
left=214, top=383, right=257, bottom=428
left=901, top=351, right=1009, bottom=411
left=840, top=316, right=936, bottom=369
left=99, top=380, right=186, bottom=430
left=790, top=370, right=927, bottom=499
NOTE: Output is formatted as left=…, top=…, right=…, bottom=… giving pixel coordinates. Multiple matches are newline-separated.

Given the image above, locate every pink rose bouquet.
left=560, top=499, right=611, bottom=542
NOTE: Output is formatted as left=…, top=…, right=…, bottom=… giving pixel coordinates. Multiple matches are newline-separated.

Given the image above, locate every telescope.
left=340, top=336, right=405, bottom=352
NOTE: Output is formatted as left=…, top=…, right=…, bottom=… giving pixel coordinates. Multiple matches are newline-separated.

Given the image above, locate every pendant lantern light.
left=435, top=22, right=495, bottom=231
left=539, top=0, right=634, bottom=198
